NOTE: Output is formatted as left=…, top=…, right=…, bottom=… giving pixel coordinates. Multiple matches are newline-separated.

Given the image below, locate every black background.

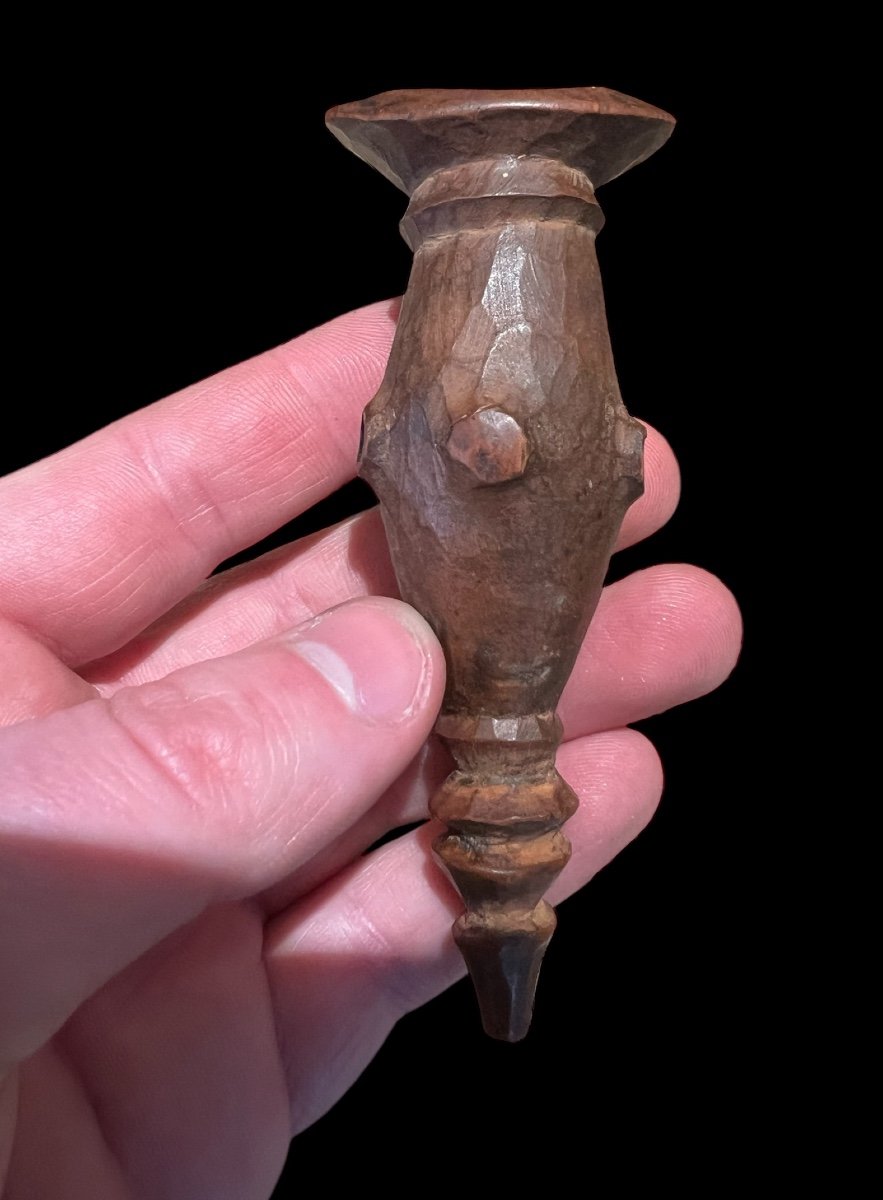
left=6, top=36, right=768, bottom=1192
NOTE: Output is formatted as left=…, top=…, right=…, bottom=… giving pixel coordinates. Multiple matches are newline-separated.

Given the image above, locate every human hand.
left=0, top=301, right=741, bottom=1199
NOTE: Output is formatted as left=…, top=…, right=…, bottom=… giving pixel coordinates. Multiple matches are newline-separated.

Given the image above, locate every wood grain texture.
left=327, top=87, right=675, bottom=1040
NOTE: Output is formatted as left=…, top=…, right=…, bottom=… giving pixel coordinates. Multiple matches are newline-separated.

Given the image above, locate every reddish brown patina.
left=327, top=88, right=675, bottom=1041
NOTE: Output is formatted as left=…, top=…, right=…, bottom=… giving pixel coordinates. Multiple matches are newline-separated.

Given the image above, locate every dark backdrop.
left=6, top=44, right=765, bottom=1192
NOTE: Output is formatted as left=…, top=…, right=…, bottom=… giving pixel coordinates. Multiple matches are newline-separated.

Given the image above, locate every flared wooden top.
left=326, top=86, right=675, bottom=195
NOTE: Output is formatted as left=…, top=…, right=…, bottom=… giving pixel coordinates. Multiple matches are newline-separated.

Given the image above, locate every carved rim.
left=326, top=87, right=675, bottom=195
left=326, top=86, right=674, bottom=126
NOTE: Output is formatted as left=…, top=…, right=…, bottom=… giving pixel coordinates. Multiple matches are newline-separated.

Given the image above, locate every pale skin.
left=0, top=301, right=742, bottom=1199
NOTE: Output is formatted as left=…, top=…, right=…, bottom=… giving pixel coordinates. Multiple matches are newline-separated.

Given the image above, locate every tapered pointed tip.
left=454, top=903, right=557, bottom=1042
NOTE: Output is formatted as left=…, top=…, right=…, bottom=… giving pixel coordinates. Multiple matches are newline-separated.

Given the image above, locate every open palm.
left=0, top=302, right=740, bottom=1199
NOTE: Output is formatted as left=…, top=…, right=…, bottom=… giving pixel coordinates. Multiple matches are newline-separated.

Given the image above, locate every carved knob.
left=446, top=408, right=530, bottom=484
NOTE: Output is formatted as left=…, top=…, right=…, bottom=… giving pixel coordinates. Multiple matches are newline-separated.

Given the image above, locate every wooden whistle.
left=326, top=87, right=675, bottom=1041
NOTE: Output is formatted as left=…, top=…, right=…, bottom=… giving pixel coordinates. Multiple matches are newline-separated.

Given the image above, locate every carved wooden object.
left=326, top=88, right=675, bottom=1040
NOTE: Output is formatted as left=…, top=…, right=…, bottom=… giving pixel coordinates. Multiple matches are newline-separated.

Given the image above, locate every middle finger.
left=85, top=421, right=679, bottom=689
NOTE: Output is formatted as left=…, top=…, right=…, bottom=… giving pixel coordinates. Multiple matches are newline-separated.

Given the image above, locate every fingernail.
left=287, top=597, right=439, bottom=724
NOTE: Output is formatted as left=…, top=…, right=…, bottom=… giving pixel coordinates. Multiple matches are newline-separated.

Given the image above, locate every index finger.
left=0, top=300, right=398, bottom=665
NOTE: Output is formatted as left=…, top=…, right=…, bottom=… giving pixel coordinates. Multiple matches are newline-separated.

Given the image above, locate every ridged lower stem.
left=430, top=712, right=577, bottom=1041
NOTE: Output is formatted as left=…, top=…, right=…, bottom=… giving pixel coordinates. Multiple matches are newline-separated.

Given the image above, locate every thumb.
left=0, top=596, right=444, bottom=1066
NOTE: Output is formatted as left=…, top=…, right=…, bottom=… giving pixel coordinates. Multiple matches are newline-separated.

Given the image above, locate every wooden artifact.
left=326, top=88, right=675, bottom=1040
